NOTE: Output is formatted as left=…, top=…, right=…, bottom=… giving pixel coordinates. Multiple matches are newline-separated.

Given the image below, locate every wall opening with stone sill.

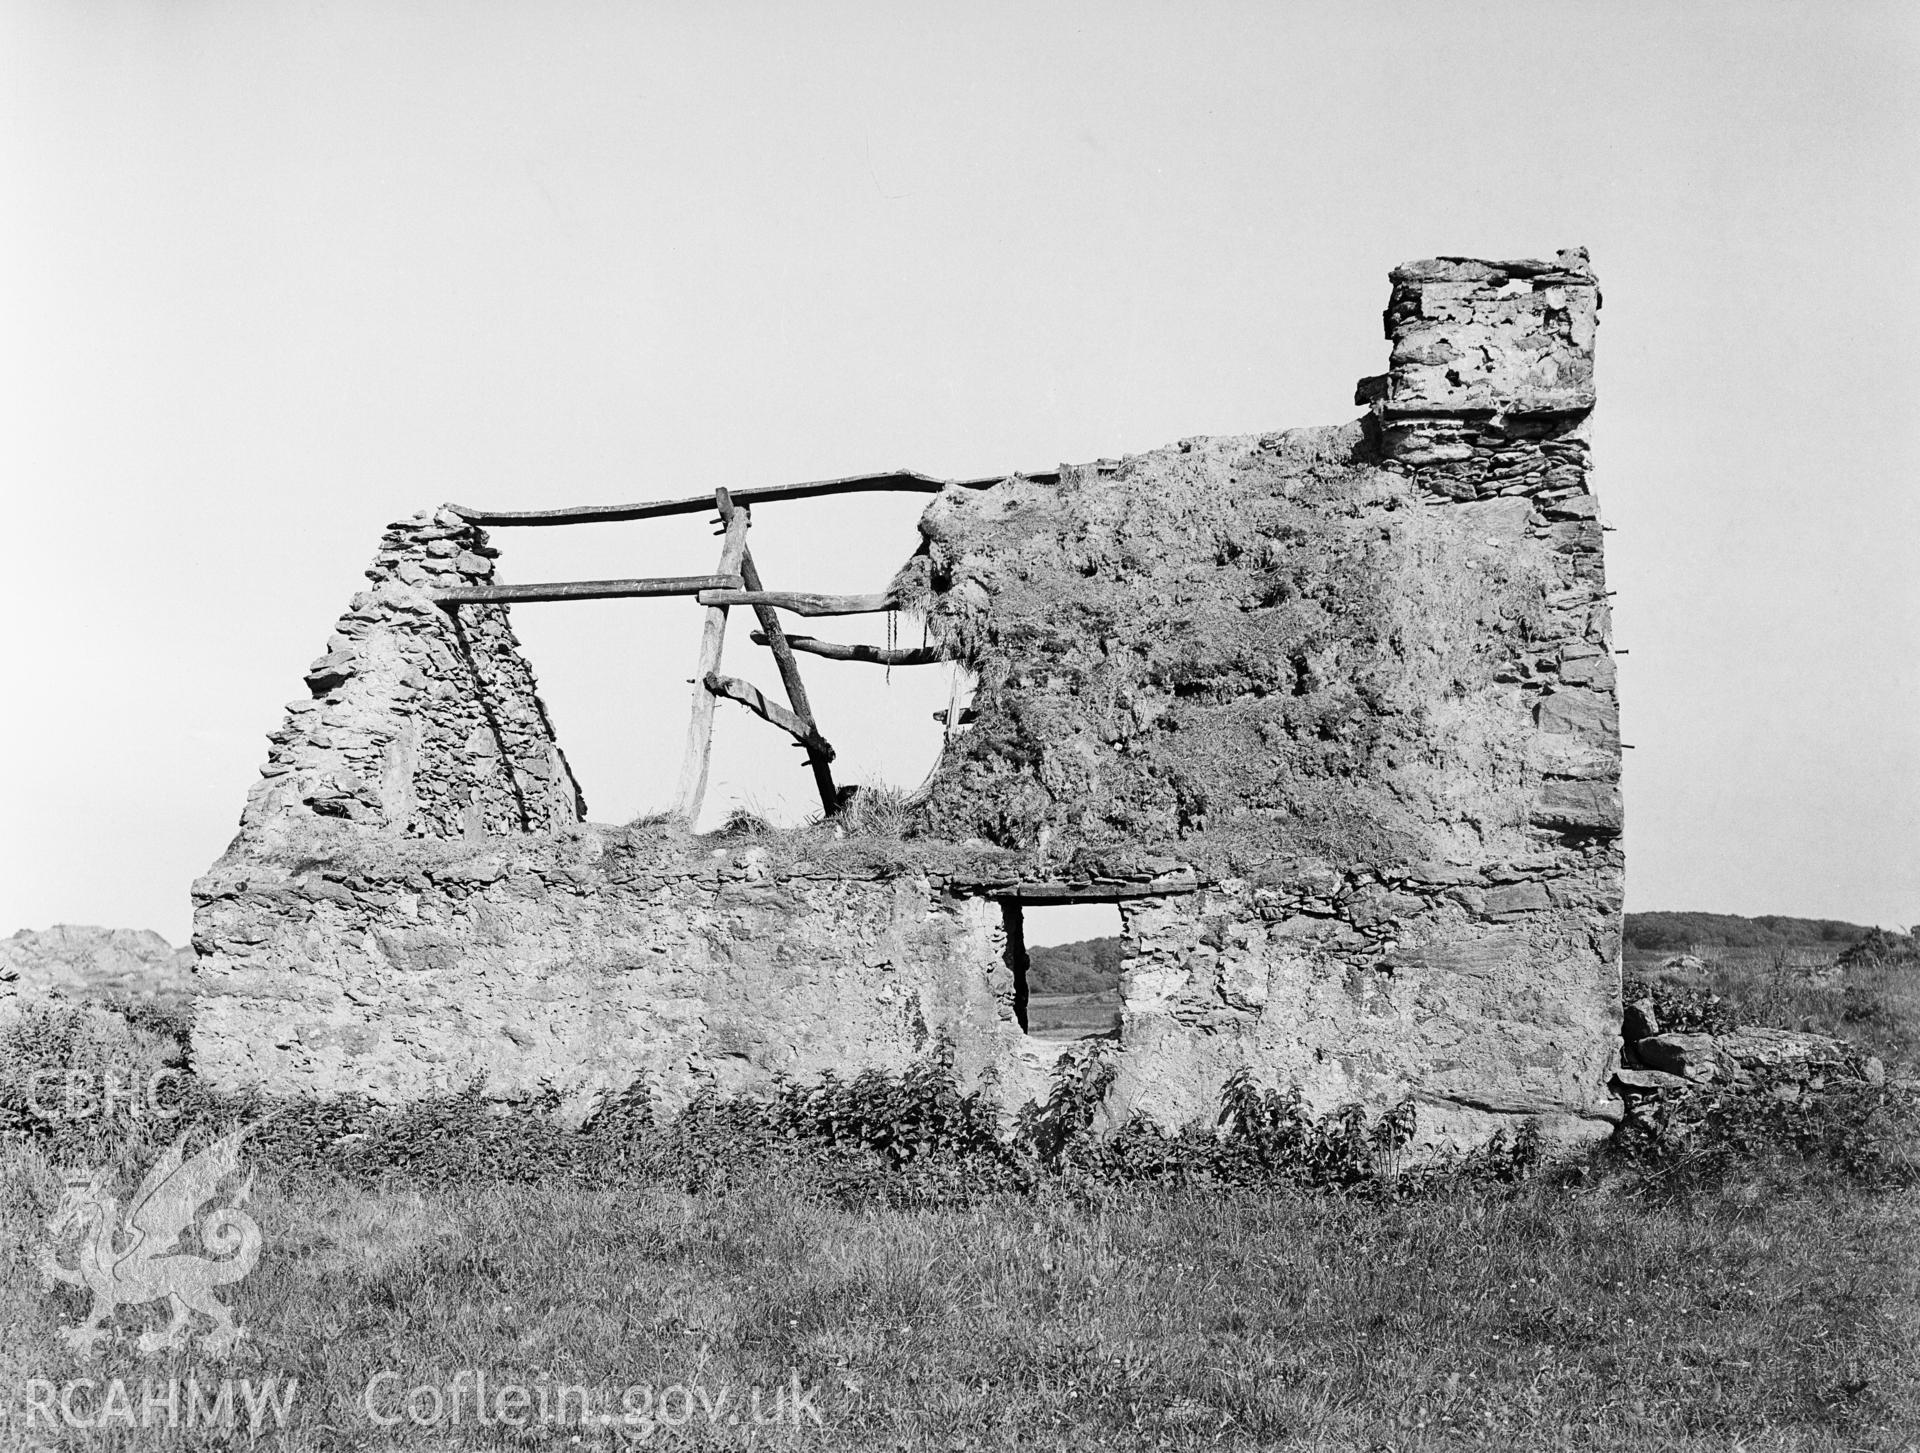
left=1004, top=900, right=1125, bottom=1042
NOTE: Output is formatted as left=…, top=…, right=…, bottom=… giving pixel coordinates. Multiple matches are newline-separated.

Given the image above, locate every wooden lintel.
left=696, top=588, right=897, bottom=617
left=956, top=878, right=1199, bottom=903
left=704, top=673, right=835, bottom=761
left=433, top=574, right=741, bottom=606
left=751, top=631, right=946, bottom=667
left=446, top=468, right=1061, bottom=528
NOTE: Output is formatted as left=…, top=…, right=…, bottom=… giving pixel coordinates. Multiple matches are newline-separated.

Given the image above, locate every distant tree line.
left=1026, top=937, right=1124, bottom=995
left=1623, top=912, right=1879, bottom=951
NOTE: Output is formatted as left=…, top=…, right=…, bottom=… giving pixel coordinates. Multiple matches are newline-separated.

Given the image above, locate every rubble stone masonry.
left=192, top=249, right=1623, bottom=1157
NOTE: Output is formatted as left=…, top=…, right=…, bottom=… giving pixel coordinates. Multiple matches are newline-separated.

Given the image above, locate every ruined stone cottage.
left=192, top=249, right=1623, bottom=1157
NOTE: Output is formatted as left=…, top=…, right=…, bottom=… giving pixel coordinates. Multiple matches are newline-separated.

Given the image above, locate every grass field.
left=2, top=949, right=1917, bottom=1451
left=1626, top=945, right=1920, bottom=1079
left=1025, top=992, right=1120, bottom=1041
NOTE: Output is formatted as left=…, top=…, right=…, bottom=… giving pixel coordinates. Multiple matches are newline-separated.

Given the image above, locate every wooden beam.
left=672, top=508, right=752, bottom=823
left=703, top=674, right=835, bottom=760
left=957, top=878, right=1200, bottom=904
left=695, top=588, right=897, bottom=617
left=446, top=468, right=1058, bottom=528
left=724, top=496, right=838, bottom=814
left=432, top=574, right=741, bottom=605
left=750, top=631, right=945, bottom=667
left=1003, top=899, right=1028, bottom=1033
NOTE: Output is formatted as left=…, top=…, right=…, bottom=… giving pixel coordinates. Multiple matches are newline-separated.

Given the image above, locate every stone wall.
left=192, top=248, right=1624, bottom=1157
left=192, top=828, right=1056, bottom=1116
left=242, top=509, right=584, bottom=847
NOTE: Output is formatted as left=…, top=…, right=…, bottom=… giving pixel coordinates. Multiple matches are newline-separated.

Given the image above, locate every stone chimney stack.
left=1359, top=247, right=1599, bottom=471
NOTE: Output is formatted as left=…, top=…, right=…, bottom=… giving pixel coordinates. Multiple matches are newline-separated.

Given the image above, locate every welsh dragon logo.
left=39, top=1125, right=262, bottom=1357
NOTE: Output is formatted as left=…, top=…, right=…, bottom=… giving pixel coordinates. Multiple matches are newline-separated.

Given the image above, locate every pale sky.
left=3, top=1, right=1915, bottom=947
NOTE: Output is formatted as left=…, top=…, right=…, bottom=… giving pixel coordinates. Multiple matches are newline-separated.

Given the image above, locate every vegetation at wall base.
left=1621, top=974, right=1744, bottom=1037
left=1, top=1024, right=1457, bottom=1204
left=6, top=948, right=1917, bottom=1207
left=1611, top=1074, right=1919, bottom=1200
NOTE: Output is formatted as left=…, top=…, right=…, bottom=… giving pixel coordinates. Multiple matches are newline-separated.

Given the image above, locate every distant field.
left=1025, top=991, right=1120, bottom=1041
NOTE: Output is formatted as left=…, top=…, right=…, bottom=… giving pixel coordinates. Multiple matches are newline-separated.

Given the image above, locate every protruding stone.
left=1534, top=689, right=1618, bottom=742
left=1637, top=1032, right=1718, bottom=1079
left=1531, top=779, right=1622, bottom=835
left=304, top=650, right=356, bottom=694
left=1622, top=997, right=1659, bottom=1042
left=1613, top=1066, right=1691, bottom=1093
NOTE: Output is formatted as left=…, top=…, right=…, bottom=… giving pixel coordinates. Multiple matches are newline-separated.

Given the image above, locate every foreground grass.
left=3, top=1157, right=1917, bottom=1452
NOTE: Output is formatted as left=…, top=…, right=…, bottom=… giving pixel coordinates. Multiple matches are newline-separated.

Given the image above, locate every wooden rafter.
left=720, top=491, right=839, bottom=815
left=703, top=674, right=834, bottom=759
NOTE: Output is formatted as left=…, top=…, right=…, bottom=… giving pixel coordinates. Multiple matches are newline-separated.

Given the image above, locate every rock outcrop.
left=0, top=925, right=192, bottom=1006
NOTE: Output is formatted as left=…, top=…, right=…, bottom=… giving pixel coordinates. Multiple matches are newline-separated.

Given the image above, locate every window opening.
left=1004, top=901, right=1124, bottom=1040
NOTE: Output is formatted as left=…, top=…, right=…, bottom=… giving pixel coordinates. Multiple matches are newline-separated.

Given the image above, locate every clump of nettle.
left=8, top=1001, right=1911, bottom=1204
left=2, top=1003, right=1535, bottom=1202
left=1610, top=973, right=1920, bottom=1196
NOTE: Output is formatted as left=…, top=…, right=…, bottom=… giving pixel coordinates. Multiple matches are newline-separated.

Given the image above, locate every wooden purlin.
left=431, top=574, right=739, bottom=605
left=716, top=490, right=840, bottom=817
left=446, top=467, right=1059, bottom=528
left=671, top=503, right=753, bottom=824
left=694, top=587, right=897, bottom=617
left=750, top=631, right=945, bottom=667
